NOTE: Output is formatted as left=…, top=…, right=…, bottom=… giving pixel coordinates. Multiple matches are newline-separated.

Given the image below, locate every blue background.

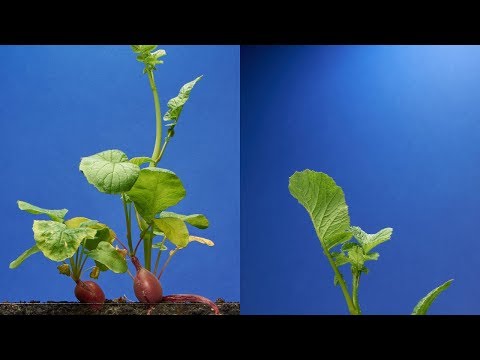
left=0, top=45, right=239, bottom=302
left=241, top=45, right=480, bottom=314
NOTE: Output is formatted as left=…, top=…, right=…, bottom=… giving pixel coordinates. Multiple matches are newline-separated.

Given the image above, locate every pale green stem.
left=323, top=249, right=358, bottom=315
left=144, top=225, right=154, bottom=271
left=122, top=194, right=133, bottom=254
left=153, top=236, right=167, bottom=276
left=352, top=271, right=362, bottom=314
left=157, top=247, right=179, bottom=280
left=147, top=71, right=162, bottom=166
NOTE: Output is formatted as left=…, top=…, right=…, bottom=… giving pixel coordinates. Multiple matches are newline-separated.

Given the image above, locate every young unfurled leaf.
left=57, top=263, right=71, bottom=276
left=346, top=244, right=379, bottom=271
left=152, top=217, right=189, bottom=248
left=129, top=157, right=154, bottom=167
left=9, top=245, right=40, bottom=269
left=86, top=242, right=128, bottom=274
left=131, top=45, right=157, bottom=54
left=160, top=211, right=209, bottom=229
left=332, top=252, right=349, bottom=267
left=79, top=149, right=140, bottom=194
left=289, top=170, right=352, bottom=250
left=163, top=76, right=202, bottom=123
left=33, top=220, right=96, bottom=262
left=350, top=226, right=393, bottom=253
left=126, top=168, right=186, bottom=222
left=412, top=279, right=453, bottom=315
left=188, top=236, right=214, bottom=247
left=17, top=201, right=68, bottom=222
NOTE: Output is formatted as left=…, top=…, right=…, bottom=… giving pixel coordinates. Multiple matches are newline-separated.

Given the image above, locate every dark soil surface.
left=0, top=298, right=239, bottom=315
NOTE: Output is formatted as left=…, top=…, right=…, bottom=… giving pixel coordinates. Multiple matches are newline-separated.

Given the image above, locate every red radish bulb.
left=132, top=256, right=163, bottom=303
left=74, top=280, right=105, bottom=310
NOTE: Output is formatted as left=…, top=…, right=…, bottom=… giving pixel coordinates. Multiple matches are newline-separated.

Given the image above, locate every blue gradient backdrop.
left=241, top=45, right=480, bottom=314
left=0, top=45, right=239, bottom=302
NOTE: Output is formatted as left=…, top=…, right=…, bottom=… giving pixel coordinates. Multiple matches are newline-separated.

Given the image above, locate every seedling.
left=289, top=170, right=452, bottom=315
left=10, top=46, right=219, bottom=314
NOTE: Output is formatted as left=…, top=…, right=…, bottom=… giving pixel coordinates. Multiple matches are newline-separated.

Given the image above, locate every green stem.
left=352, top=271, right=361, bottom=314
left=157, top=247, right=178, bottom=280
left=155, top=135, right=171, bottom=164
left=69, top=257, right=78, bottom=282
left=122, top=194, right=133, bottom=253
left=147, top=71, right=162, bottom=166
left=323, top=248, right=358, bottom=315
left=144, top=225, right=154, bottom=271
left=153, top=236, right=167, bottom=276
left=78, top=249, right=89, bottom=278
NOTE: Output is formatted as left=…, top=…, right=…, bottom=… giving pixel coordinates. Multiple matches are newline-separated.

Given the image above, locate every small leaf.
left=350, top=226, right=393, bottom=253
left=79, top=149, right=140, bottom=194
left=86, top=242, right=128, bottom=274
left=152, top=217, right=189, bottom=248
left=127, top=168, right=186, bottom=221
left=289, top=170, right=352, bottom=251
left=188, top=236, right=214, bottom=246
left=17, top=201, right=68, bottom=222
left=90, top=266, right=100, bottom=279
left=164, top=76, right=202, bottom=123
left=152, top=242, right=168, bottom=251
left=129, top=157, right=154, bottom=166
left=9, top=245, right=40, bottom=269
left=160, top=211, right=209, bottom=229
left=33, top=220, right=96, bottom=262
left=412, top=279, right=453, bottom=315
left=57, top=263, right=71, bottom=276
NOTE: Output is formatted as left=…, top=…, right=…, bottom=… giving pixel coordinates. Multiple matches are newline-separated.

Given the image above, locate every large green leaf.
left=350, top=226, right=393, bottom=253
left=32, top=220, right=96, bottom=262
left=86, top=242, right=128, bottom=273
left=9, top=245, right=40, bottom=269
left=79, top=149, right=140, bottom=194
left=127, top=168, right=186, bottom=221
left=153, top=217, right=189, bottom=248
left=412, top=279, right=453, bottom=315
left=160, top=211, right=209, bottom=229
left=17, top=201, right=68, bottom=222
left=163, top=76, right=202, bottom=123
left=289, top=170, right=351, bottom=250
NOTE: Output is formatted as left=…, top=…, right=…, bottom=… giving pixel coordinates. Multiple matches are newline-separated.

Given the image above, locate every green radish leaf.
left=127, top=168, right=186, bottom=222
left=289, top=170, right=352, bottom=250
left=160, top=211, right=209, bottom=229
left=64, top=217, right=115, bottom=250
left=79, top=149, right=140, bottom=194
left=412, top=279, right=453, bottom=315
left=152, top=242, right=168, bottom=251
left=86, top=242, right=127, bottom=273
left=152, top=217, right=189, bottom=248
left=129, top=157, right=154, bottom=166
left=350, top=226, right=393, bottom=253
left=163, top=76, right=202, bottom=123
left=9, top=245, right=40, bottom=269
left=17, top=201, right=68, bottom=222
left=33, top=220, right=96, bottom=262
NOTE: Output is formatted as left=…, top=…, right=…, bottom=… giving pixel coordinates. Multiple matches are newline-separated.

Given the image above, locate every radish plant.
left=10, top=46, right=219, bottom=314
left=289, top=170, right=452, bottom=315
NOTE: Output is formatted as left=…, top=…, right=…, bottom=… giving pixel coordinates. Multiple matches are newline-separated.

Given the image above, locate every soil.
left=0, top=298, right=239, bottom=315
